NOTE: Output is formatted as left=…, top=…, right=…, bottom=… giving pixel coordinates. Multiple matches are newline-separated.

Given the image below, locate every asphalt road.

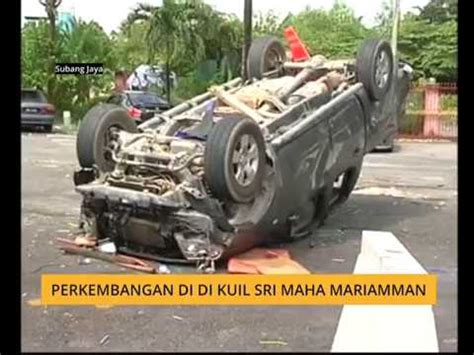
left=21, top=132, right=457, bottom=352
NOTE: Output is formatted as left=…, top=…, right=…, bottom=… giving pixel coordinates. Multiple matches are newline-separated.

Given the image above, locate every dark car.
left=106, top=90, right=172, bottom=124
left=21, top=89, right=56, bottom=132
left=73, top=37, right=411, bottom=271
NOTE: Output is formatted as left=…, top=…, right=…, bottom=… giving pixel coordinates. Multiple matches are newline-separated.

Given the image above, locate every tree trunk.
left=40, top=0, right=61, bottom=103
left=47, top=15, right=56, bottom=102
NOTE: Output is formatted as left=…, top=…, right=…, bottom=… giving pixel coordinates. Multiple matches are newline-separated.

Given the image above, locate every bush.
left=172, top=70, right=227, bottom=103
left=440, top=94, right=457, bottom=111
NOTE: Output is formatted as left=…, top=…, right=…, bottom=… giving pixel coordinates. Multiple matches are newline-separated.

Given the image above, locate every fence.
left=399, top=82, right=457, bottom=140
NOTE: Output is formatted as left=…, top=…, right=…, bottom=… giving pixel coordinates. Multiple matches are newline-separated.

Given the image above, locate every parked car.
left=73, top=36, right=411, bottom=270
left=21, top=89, right=56, bottom=132
left=106, top=90, right=172, bottom=124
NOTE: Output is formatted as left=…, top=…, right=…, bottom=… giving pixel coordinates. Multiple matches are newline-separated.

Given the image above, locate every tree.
left=398, top=14, right=457, bottom=81
left=284, top=2, right=372, bottom=58
left=417, top=0, right=457, bottom=23
left=253, top=11, right=292, bottom=39
left=110, top=22, right=150, bottom=70
left=22, top=18, right=116, bottom=121
left=122, top=0, right=244, bottom=101
left=123, top=0, right=208, bottom=101
left=38, top=0, right=62, bottom=100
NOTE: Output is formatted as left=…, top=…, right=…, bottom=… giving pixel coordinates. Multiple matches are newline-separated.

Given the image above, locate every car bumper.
left=21, top=114, right=55, bottom=126
left=75, top=184, right=229, bottom=262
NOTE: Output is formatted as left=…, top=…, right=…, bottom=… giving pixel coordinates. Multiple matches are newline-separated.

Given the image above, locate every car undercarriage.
left=73, top=36, right=412, bottom=271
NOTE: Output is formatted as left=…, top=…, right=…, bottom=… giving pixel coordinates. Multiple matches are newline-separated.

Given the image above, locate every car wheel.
left=204, top=117, right=266, bottom=203
left=43, top=124, right=53, bottom=133
left=373, top=135, right=395, bottom=152
left=247, top=36, right=287, bottom=80
left=374, top=144, right=394, bottom=153
left=76, top=103, right=137, bottom=172
left=356, top=39, right=393, bottom=101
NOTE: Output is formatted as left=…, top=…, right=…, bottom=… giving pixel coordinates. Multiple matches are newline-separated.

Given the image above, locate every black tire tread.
left=247, top=36, right=286, bottom=80
left=204, top=117, right=265, bottom=202
left=76, top=103, right=137, bottom=170
left=356, top=39, right=393, bottom=101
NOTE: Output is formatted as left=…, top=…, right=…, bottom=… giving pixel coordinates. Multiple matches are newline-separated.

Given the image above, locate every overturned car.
left=73, top=36, right=412, bottom=270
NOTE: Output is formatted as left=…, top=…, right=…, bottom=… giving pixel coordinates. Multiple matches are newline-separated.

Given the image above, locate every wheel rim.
left=375, top=50, right=390, bottom=89
left=103, top=125, right=120, bottom=161
left=231, top=134, right=259, bottom=187
left=264, top=48, right=284, bottom=73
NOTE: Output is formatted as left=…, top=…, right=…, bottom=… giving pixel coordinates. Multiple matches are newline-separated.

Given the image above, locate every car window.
left=127, top=92, right=168, bottom=107
left=21, top=90, right=47, bottom=103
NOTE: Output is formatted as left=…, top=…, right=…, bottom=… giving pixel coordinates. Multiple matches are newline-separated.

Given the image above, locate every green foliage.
left=418, top=0, right=457, bottom=23
left=110, top=22, right=150, bottom=70
left=22, top=21, right=51, bottom=90
left=21, top=0, right=458, bottom=126
left=398, top=16, right=457, bottom=81
left=440, top=94, right=457, bottom=111
left=371, top=0, right=457, bottom=82
left=172, top=69, right=227, bottom=103
left=121, top=0, right=243, bottom=103
left=253, top=11, right=289, bottom=39
left=283, top=2, right=372, bottom=58
left=22, top=18, right=116, bottom=122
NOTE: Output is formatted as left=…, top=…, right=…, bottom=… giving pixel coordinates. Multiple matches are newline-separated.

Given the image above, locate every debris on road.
left=99, top=334, right=110, bottom=346
left=228, top=248, right=310, bottom=274
left=98, top=242, right=117, bottom=254
left=56, top=237, right=157, bottom=273
left=78, top=257, right=91, bottom=265
left=172, top=315, right=184, bottom=321
left=27, top=298, right=42, bottom=306
left=74, top=235, right=97, bottom=247
left=259, top=340, right=288, bottom=346
left=353, top=186, right=425, bottom=199
left=158, top=264, right=171, bottom=274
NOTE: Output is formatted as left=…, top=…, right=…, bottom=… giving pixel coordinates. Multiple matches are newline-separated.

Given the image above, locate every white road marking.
left=363, top=162, right=455, bottom=170
left=331, top=231, right=439, bottom=352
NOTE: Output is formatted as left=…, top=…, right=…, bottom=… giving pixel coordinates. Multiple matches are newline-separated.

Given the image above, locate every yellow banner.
left=41, top=274, right=437, bottom=305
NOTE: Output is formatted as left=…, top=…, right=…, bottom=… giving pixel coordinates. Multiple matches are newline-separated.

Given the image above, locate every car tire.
left=76, top=103, right=137, bottom=172
left=43, top=124, right=53, bottom=133
left=247, top=36, right=287, bottom=80
left=204, top=117, right=266, bottom=203
left=356, top=39, right=393, bottom=101
left=373, top=135, right=395, bottom=153
left=374, top=144, right=394, bottom=153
